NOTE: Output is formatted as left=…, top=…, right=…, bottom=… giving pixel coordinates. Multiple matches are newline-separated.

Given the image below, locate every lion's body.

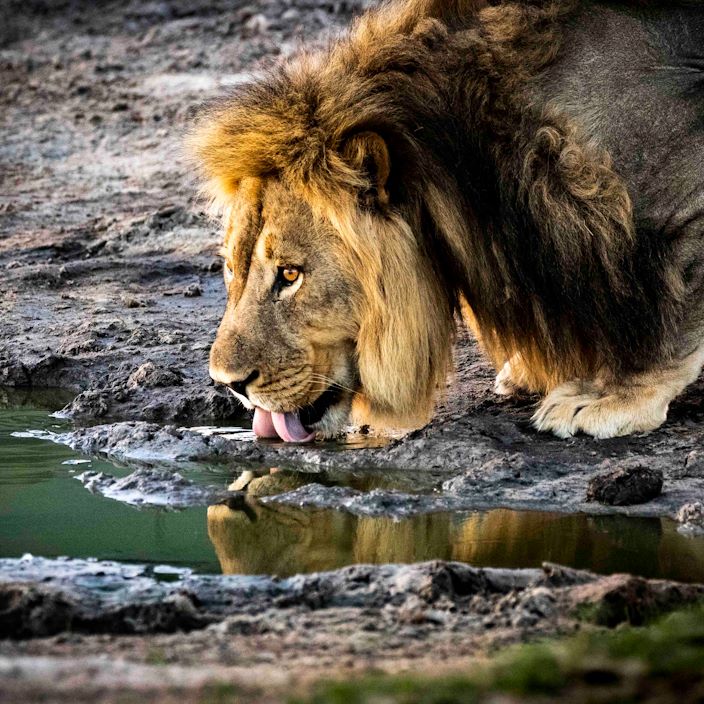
left=537, top=2, right=704, bottom=357
left=192, top=0, right=704, bottom=439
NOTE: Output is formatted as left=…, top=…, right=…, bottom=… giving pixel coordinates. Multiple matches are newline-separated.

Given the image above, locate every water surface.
left=3, top=388, right=704, bottom=582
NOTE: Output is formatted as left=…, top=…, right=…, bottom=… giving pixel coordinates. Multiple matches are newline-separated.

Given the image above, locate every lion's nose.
left=225, top=369, right=260, bottom=398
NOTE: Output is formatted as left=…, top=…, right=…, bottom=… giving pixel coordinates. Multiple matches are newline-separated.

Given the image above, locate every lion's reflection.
left=207, top=471, right=704, bottom=581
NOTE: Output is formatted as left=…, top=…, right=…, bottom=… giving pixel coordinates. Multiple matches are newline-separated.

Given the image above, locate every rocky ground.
left=2, top=555, right=704, bottom=702
left=3, top=0, right=704, bottom=702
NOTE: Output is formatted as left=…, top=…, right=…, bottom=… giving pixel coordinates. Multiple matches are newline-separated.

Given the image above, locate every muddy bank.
left=2, top=556, right=703, bottom=698
left=54, top=412, right=704, bottom=521
left=3, top=0, right=704, bottom=515
left=4, top=0, right=704, bottom=499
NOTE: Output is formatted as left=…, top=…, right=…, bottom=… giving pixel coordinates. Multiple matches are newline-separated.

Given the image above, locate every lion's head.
left=208, top=177, right=362, bottom=441
left=188, top=2, right=479, bottom=441
left=190, top=80, right=458, bottom=440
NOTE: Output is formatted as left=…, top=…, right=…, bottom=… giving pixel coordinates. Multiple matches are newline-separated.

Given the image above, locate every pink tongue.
left=252, top=408, right=278, bottom=438
left=272, top=411, right=315, bottom=443
left=252, top=408, right=315, bottom=443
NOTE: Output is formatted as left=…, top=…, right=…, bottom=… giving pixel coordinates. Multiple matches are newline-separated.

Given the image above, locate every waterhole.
left=3, top=388, right=704, bottom=581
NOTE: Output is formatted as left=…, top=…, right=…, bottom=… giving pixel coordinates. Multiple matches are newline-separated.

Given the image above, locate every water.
left=0, top=389, right=217, bottom=573
left=3, top=388, right=704, bottom=581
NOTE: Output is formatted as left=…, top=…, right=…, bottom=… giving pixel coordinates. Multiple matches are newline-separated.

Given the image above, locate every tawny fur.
left=190, top=0, right=700, bottom=432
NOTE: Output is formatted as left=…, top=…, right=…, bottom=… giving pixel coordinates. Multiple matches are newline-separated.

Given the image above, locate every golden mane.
left=189, top=0, right=683, bottom=421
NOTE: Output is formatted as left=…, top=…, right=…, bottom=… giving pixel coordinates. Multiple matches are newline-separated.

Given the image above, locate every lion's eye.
left=274, top=266, right=304, bottom=299
left=278, top=267, right=300, bottom=285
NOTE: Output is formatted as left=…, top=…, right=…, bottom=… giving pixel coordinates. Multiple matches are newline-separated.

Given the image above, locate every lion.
left=207, top=468, right=455, bottom=574
left=190, top=0, right=704, bottom=442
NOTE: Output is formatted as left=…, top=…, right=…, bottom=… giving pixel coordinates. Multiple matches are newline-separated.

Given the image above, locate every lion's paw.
left=532, top=381, right=668, bottom=439
left=494, top=361, right=518, bottom=396
left=494, top=356, right=534, bottom=397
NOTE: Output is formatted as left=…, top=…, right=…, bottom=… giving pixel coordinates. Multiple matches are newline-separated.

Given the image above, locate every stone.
left=676, top=502, right=704, bottom=535
left=586, top=465, right=663, bottom=506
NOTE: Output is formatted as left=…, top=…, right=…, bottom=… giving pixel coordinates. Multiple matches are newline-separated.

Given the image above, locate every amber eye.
left=280, top=267, right=300, bottom=284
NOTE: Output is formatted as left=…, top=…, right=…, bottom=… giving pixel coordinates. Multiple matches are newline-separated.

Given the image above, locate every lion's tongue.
left=252, top=408, right=278, bottom=438
left=271, top=411, right=315, bottom=443
left=252, top=408, right=315, bottom=443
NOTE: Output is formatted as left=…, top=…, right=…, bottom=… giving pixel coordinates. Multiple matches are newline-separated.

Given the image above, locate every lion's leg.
left=532, top=345, right=704, bottom=439
left=494, top=354, right=538, bottom=396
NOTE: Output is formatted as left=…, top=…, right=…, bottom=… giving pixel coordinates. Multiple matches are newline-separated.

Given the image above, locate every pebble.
left=676, top=502, right=704, bottom=535
left=183, top=282, right=202, bottom=297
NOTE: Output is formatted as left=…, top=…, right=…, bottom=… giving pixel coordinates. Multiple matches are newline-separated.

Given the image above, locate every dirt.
left=2, top=556, right=703, bottom=701
left=4, top=1, right=704, bottom=701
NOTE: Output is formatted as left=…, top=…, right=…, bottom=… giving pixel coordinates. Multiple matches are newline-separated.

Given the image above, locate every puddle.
left=0, top=389, right=218, bottom=573
left=207, top=500, right=704, bottom=581
left=3, top=388, right=704, bottom=582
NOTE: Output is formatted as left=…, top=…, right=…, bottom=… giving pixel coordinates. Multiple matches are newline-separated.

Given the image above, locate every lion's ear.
left=342, top=131, right=391, bottom=208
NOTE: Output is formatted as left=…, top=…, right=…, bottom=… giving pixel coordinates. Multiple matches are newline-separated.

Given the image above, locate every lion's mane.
left=189, top=0, right=684, bottom=423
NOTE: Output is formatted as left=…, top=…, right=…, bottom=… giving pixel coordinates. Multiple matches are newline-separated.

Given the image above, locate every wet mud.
left=54, top=413, right=704, bottom=522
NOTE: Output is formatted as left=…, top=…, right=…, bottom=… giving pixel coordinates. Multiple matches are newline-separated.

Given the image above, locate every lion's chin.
left=252, top=386, right=351, bottom=443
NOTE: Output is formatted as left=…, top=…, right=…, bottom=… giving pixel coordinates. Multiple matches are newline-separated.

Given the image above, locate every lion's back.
left=537, top=1, right=704, bottom=237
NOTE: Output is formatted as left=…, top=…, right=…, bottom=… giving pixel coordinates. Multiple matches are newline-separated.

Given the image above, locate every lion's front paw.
left=494, top=360, right=518, bottom=396
left=532, top=381, right=668, bottom=439
left=494, top=356, right=535, bottom=397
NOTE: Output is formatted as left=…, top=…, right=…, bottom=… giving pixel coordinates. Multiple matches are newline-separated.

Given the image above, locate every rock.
left=676, top=502, right=704, bottom=535
left=586, top=465, right=663, bottom=506
left=127, top=362, right=183, bottom=389
left=75, top=468, right=241, bottom=508
left=183, top=282, right=202, bottom=298
left=0, top=583, right=78, bottom=639
left=62, top=389, right=111, bottom=418
left=120, top=294, right=147, bottom=308
left=685, top=450, right=704, bottom=474
left=244, top=13, right=269, bottom=34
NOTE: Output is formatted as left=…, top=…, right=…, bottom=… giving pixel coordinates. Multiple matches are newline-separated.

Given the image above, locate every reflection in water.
left=208, top=472, right=704, bottom=582
left=0, top=387, right=74, bottom=411
left=6, top=394, right=704, bottom=584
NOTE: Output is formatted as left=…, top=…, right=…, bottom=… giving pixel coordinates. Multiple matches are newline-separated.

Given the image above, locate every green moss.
left=297, top=603, right=704, bottom=704
left=201, top=682, right=241, bottom=704
left=605, top=608, right=704, bottom=675
left=144, top=647, right=167, bottom=665
left=492, top=643, right=565, bottom=694
left=301, top=675, right=481, bottom=704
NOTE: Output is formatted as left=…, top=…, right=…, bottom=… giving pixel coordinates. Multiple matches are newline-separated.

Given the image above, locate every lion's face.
left=209, top=178, right=362, bottom=441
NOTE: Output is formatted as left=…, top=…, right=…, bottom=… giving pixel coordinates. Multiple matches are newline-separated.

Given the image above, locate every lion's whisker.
left=307, top=374, right=359, bottom=396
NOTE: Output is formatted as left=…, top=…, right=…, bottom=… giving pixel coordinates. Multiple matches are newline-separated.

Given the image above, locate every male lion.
left=190, top=0, right=704, bottom=442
